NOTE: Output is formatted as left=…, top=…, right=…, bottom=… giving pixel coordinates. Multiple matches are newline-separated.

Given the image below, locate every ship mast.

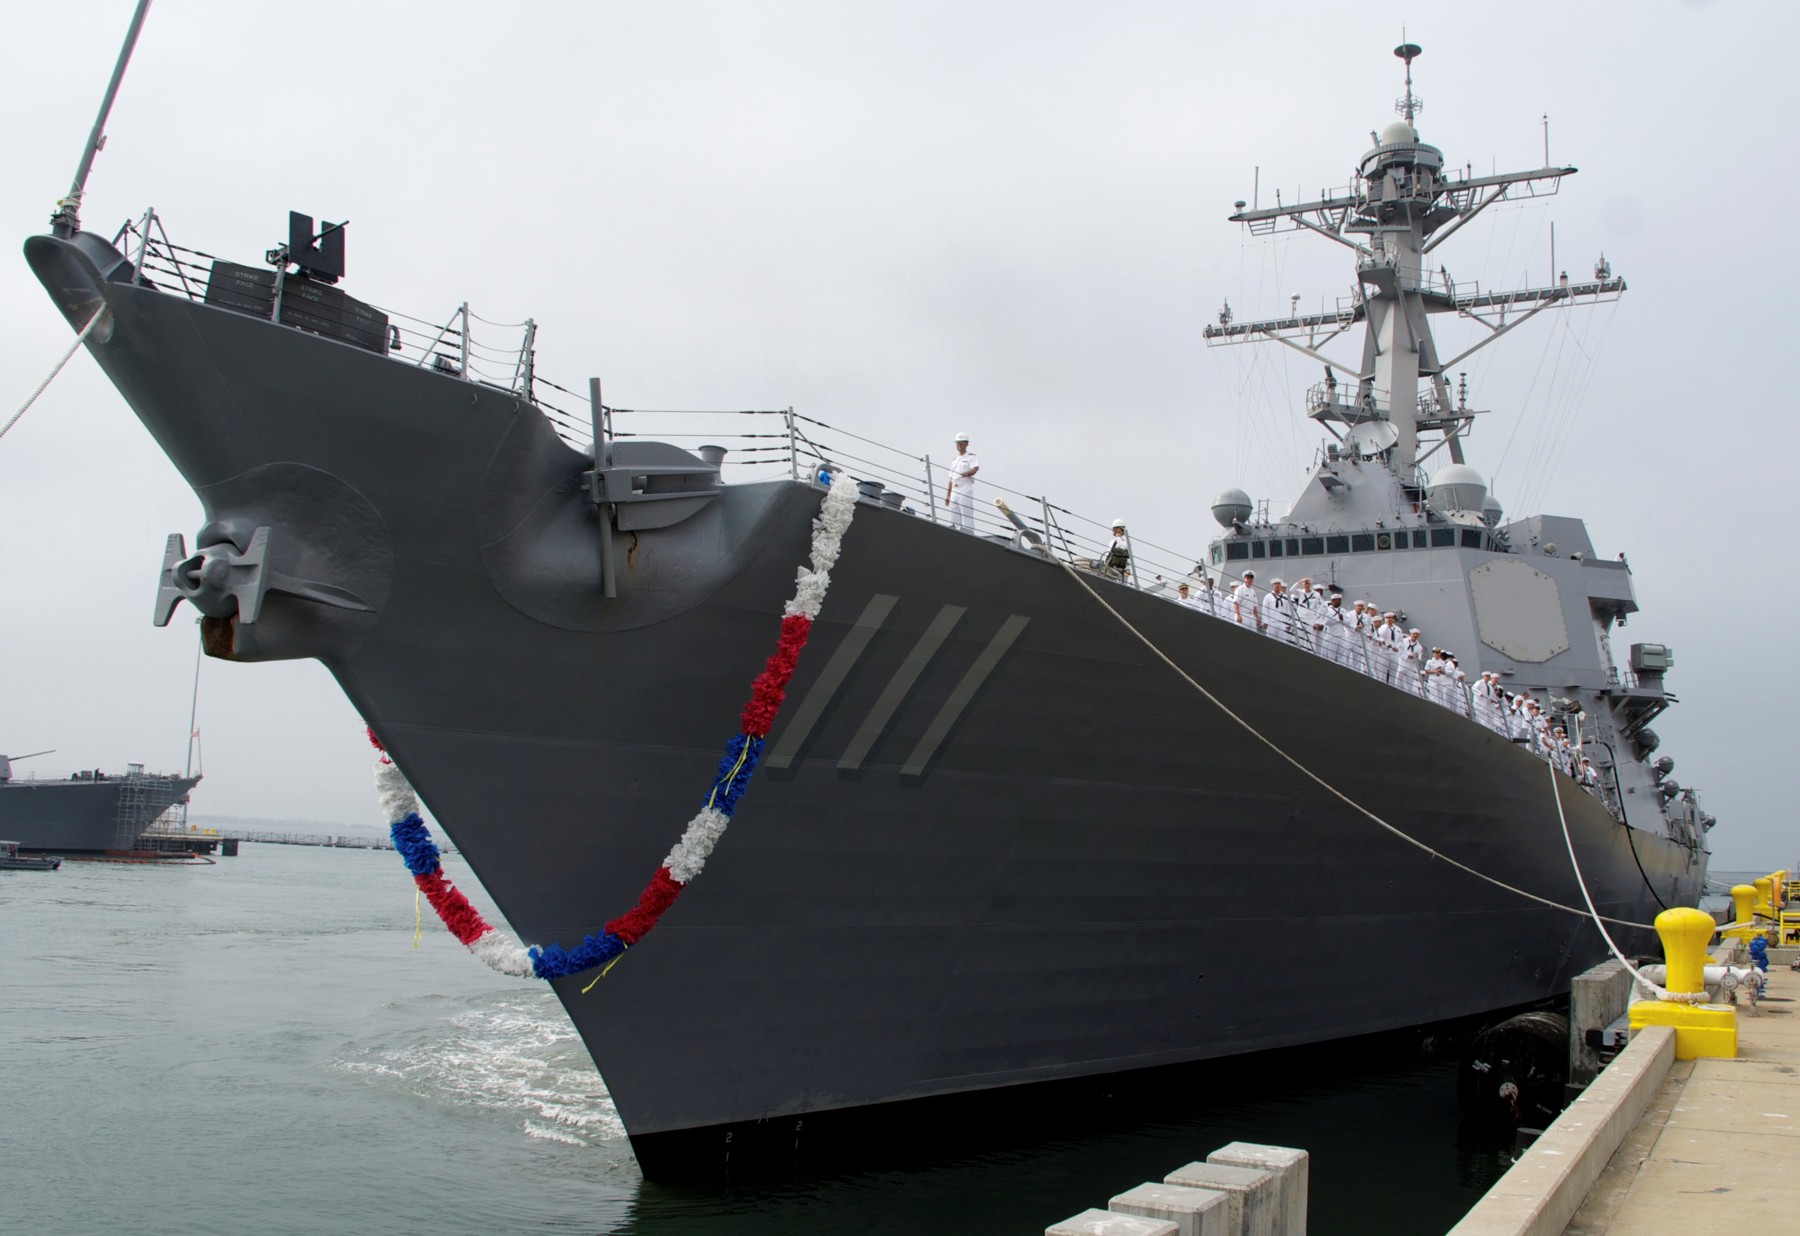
left=1203, top=43, right=1626, bottom=481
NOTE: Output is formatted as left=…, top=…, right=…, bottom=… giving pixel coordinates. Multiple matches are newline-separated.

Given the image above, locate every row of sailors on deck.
left=1163, top=570, right=1604, bottom=790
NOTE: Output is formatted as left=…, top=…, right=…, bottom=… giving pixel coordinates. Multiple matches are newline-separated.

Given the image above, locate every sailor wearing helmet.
left=943, top=432, right=980, bottom=532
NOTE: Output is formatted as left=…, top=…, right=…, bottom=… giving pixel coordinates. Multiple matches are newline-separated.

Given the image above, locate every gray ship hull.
left=0, top=774, right=200, bottom=853
left=28, top=231, right=1704, bottom=1170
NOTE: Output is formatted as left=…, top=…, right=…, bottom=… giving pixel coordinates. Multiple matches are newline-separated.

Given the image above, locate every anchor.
left=153, top=525, right=372, bottom=627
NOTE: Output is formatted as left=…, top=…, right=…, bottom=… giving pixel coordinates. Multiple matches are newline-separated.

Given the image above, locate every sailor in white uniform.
left=1373, top=613, right=1404, bottom=684
left=1196, top=576, right=1221, bottom=618
left=1291, top=578, right=1319, bottom=651
left=1101, top=520, right=1132, bottom=579
left=1399, top=629, right=1426, bottom=694
left=1260, top=579, right=1293, bottom=644
left=1231, top=572, right=1259, bottom=629
left=944, top=432, right=980, bottom=533
left=1324, top=594, right=1354, bottom=666
left=1422, top=647, right=1449, bottom=704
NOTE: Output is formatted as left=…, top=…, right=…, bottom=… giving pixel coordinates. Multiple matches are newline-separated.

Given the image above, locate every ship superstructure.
left=1198, top=44, right=1704, bottom=856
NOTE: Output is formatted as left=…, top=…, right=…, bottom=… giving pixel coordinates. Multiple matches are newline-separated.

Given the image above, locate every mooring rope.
left=1, top=306, right=108, bottom=443
left=1547, top=762, right=1705, bottom=1003
left=1052, top=553, right=1658, bottom=931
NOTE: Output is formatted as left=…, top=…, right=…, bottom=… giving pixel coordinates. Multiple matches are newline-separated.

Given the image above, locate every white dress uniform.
left=1291, top=586, right=1319, bottom=651
left=947, top=449, right=980, bottom=532
left=1231, top=581, right=1258, bottom=628
left=1400, top=636, right=1426, bottom=694
left=1422, top=652, right=1448, bottom=704
left=1325, top=604, right=1354, bottom=666
left=1373, top=621, right=1403, bottom=684
left=1260, top=590, right=1292, bottom=643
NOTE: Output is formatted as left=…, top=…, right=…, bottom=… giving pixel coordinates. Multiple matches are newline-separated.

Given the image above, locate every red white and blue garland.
left=374, top=473, right=858, bottom=981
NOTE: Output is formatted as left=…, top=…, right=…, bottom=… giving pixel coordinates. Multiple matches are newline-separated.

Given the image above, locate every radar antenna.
left=1395, top=40, right=1423, bottom=122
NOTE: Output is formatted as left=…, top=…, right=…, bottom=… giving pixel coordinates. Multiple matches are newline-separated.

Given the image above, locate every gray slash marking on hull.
left=837, top=604, right=967, bottom=772
left=764, top=593, right=899, bottom=769
left=901, top=615, right=1031, bottom=777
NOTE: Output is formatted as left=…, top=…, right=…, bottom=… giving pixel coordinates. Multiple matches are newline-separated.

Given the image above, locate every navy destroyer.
left=26, top=27, right=1706, bottom=1178
left=0, top=751, right=199, bottom=854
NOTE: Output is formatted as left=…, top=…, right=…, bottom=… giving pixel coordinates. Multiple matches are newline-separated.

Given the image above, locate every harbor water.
left=3, top=842, right=1514, bottom=1234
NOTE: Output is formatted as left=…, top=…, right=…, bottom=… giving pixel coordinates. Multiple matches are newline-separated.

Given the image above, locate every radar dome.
left=1380, top=120, right=1418, bottom=145
left=1211, top=488, right=1253, bottom=528
left=1482, top=494, right=1504, bottom=527
left=1427, top=464, right=1487, bottom=514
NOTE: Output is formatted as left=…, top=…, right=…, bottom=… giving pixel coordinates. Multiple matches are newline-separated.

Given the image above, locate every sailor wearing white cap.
left=1324, top=593, right=1354, bottom=666
left=1373, top=612, right=1404, bottom=685
left=944, top=433, right=980, bottom=533
left=1293, top=577, right=1322, bottom=652
left=1400, top=628, right=1426, bottom=695
left=1102, top=519, right=1132, bottom=579
left=1260, top=579, right=1294, bottom=644
left=1231, top=571, right=1259, bottom=628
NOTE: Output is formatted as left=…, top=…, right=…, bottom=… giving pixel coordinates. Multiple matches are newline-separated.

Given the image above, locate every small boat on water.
left=0, top=840, right=62, bottom=871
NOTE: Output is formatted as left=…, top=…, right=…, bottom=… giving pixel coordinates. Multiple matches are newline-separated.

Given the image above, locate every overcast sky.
left=2, top=1, right=1791, bottom=869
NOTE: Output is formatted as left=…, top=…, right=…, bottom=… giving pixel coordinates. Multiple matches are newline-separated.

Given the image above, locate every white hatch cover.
left=1469, top=559, right=1570, bottom=662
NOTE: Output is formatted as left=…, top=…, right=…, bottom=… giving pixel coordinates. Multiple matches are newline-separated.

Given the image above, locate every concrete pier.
left=1563, top=961, right=1800, bottom=1232
left=1451, top=959, right=1800, bottom=1235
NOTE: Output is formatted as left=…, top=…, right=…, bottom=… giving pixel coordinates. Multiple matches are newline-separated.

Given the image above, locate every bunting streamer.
left=373, top=473, right=858, bottom=981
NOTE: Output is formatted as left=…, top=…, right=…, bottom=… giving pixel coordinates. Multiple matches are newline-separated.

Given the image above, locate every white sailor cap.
left=1383, top=611, right=1397, bottom=618
left=954, top=431, right=970, bottom=442
left=1111, top=517, right=1127, bottom=529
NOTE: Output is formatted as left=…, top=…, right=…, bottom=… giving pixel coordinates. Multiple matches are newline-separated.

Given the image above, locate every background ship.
left=25, top=25, right=1706, bottom=1178
left=0, top=750, right=199, bottom=854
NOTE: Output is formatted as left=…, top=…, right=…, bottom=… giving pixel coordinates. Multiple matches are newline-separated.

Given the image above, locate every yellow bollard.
left=1754, top=877, right=1775, bottom=920
left=1628, top=906, right=1737, bottom=1059
left=1722, top=884, right=1764, bottom=946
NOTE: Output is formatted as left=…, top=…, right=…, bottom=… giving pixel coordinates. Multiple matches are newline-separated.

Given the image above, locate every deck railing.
left=109, top=210, right=1626, bottom=817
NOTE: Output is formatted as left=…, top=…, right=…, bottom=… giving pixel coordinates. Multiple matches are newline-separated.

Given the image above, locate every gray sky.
left=2, top=2, right=1792, bottom=869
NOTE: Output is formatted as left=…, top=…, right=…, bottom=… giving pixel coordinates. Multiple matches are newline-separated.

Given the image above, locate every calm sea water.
left=2, top=844, right=1510, bottom=1234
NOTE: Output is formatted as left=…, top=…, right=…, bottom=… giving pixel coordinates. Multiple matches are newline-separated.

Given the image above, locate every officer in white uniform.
left=944, top=433, right=980, bottom=533
left=1231, top=571, right=1259, bottom=628
left=1422, top=647, right=1449, bottom=703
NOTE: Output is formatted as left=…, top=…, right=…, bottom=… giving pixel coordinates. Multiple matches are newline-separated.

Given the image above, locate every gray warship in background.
left=0, top=750, right=198, bottom=854
left=27, top=34, right=1705, bottom=1178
